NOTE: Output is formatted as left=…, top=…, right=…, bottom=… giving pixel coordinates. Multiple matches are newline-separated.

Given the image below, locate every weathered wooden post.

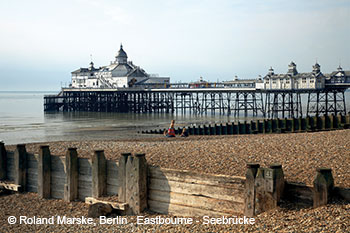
left=14, top=144, right=27, bottom=192
left=242, top=121, right=247, bottom=134
left=269, top=164, right=285, bottom=204
left=284, top=118, right=290, bottom=132
left=262, top=120, right=266, bottom=133
left=306, top=116, right=311, bottom=131
left=92, top=150, right=107, bottom=198
left=256, top=120, right=263, bottom=133
left=216, top=124, right=221, bottom=135
left=346, top=113, right=350, bottom=124
left=250, top=121, right=257, bottom=134
left=38, top=145, right=51, bottom=198
left=254, top=164, right=285, bottom=215
left=189, top=126, right=195, bottom=135
left=254, top=167, right=266, bottom=215
left=222, top=123, right=228, bottom=135
left=267, top=119, right=273, bottom=133
left=339, top=113, right=346, bottom=128
left=199, top=125, right=204, bottom=135
left=300, top=117, right=306, bottom=131
left=315, top=115, right=322, bottom=130
left=239, top=122, right=246, bottom=134
left=325, top=114, right=331, bottom=129
left=244, top=163, right=260, bottom=217
left=313, top=168, right=334, bottom=207
left=232, top=122, right=238, bottom=134
left=126, top=154, right=148, bottom=214
left=118, top=153, right=130, bottom=203
left=245, top=121, right=251, bottom=134
left=271, top=119, right=277, bottom=133
left=227, top=123, right=233, bottom=135
left=331, top=114, right=339, bottom=129
left=291, top=118, right=297, bottom=132
left=64, top=148, right=78, bottom=202
left=194, top=125, right=199, bottom=135
left=203, top=125, right=208, bottom=135
left=0, top=142, right=7, bottom=180
left=321, top=115, right=326, bottom=130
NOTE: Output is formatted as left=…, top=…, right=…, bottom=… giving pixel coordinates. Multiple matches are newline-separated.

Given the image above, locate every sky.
left=0, top=0, right=349, bottom=91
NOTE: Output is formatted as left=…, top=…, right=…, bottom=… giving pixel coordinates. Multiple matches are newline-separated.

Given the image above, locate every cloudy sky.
left=0, top=0, right=349, bottom=90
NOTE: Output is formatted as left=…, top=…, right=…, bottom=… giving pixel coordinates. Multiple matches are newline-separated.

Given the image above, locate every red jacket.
left=168, top=127, right=175, bottom=136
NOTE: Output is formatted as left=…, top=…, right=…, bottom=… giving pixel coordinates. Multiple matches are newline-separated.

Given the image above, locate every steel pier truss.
left=172, top=91, right=265, bottom=117
left=44, top=90, right=266, bottom=117
left=265, top=92, right=303, bottom=119
left=44, top=89, right=347, bottom=118
left=306, top=89, right=346, bottom=116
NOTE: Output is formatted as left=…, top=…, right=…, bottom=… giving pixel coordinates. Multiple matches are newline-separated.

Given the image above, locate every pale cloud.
left=0, top=0, right=349, bottom=90
left=76, top=0, right=132, bottom=24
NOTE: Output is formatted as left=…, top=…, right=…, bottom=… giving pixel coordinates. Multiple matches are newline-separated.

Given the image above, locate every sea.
left=1, top=91, right=350, bottom=145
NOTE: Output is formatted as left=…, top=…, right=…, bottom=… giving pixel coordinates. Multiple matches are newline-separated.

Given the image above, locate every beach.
left=6, top=129, right=350, bottom=187
left=2, top=129, right=350, bottom=232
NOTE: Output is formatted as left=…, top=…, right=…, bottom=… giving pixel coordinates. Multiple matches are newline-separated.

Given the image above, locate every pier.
left=44, top=84, right=349, bottom=118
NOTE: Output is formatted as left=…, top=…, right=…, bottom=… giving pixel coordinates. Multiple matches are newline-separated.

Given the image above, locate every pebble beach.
left=2, top=129, right=350, bottom=232
left=6, top=129, right=350, bottom=187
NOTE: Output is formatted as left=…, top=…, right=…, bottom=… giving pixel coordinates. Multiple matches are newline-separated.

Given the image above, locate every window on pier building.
left=302, top=78, right=306, bottom=83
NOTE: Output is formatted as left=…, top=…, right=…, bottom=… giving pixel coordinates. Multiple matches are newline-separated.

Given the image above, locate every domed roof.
left=116, top=44, right=128, bottom=58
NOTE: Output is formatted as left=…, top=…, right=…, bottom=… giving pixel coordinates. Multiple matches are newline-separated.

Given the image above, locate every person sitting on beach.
left=165, top=120, right=176, bottom=137
left=180, top=127, right=189, bottom=137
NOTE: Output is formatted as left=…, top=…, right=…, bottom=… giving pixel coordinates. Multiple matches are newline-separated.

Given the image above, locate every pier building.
left=45, top=45, right=350, bottom=118
left=71, top=45, right=170, bottom=89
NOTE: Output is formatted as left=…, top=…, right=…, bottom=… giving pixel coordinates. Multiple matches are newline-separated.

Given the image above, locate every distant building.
left=262, top=62, right=326, bottom=90
left=71, top=45, right=170, bottom=88
left=326, top=65, right=350, bottom=83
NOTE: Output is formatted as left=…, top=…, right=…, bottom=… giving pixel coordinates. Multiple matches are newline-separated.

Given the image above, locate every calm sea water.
left=0, top=91, right=349, bottom=145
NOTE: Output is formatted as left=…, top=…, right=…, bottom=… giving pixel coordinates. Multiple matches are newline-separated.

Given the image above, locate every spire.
left=287, top=61, right=298, bottom=75
left=115, top=43, right=128, bottom=64
left=89, top=54, right=94, bottom=70
left=337, top=64, right=343, bottom=72
left=268, top=66, right=274, bottom=75
left=312, top=61, right=320, bottom=74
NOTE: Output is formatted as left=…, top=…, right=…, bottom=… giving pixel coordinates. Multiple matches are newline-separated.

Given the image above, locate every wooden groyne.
left=1, top=143, right=349, bottom=217
left=141, top=113, right=350, bottom=136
